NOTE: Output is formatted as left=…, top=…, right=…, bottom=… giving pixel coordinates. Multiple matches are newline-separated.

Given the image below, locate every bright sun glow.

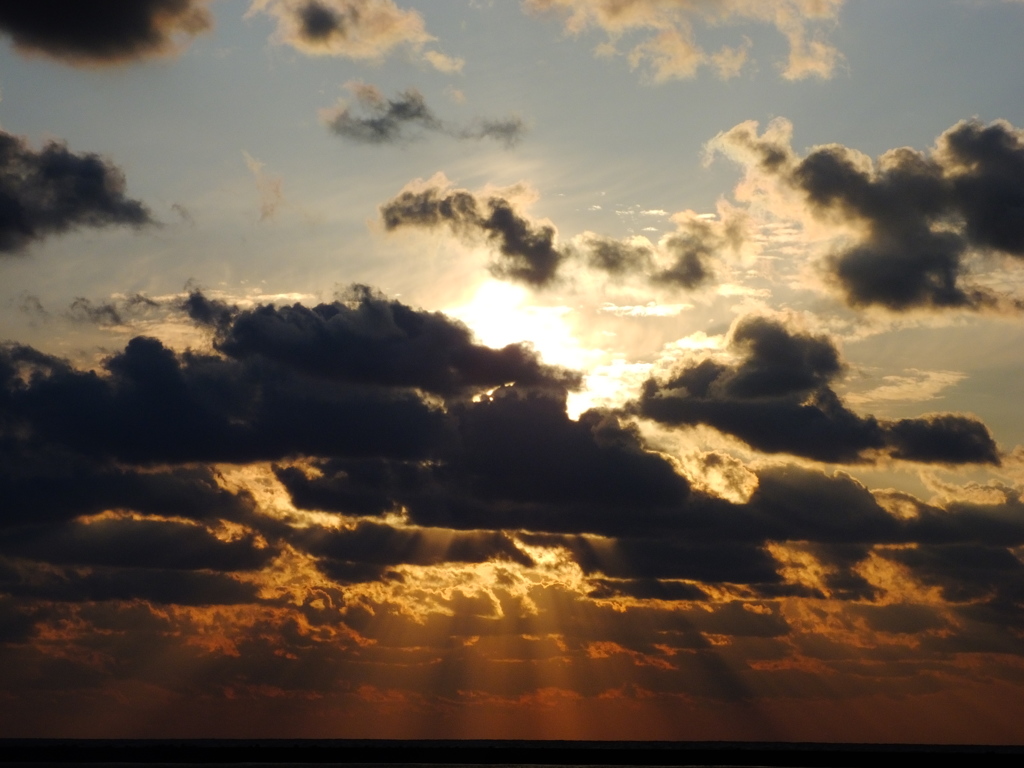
left=446, top=280, right=596, bottom=373
left=445, top=280, right=652, bottom=418
left=447, top=281, right=674, bottom=418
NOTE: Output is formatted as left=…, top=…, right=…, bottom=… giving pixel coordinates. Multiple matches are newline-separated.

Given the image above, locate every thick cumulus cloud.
left=250, top=0, right=459, bottom=71
left=322, top=83, right=526, bottom=147
left=522, top=0, right=844, bottom=81
left=636, top=315, right=999, bottom=464
left=0, top=335, right=445, bottom=464
left=710, top=118, right=1024, bottom=310
left=276, top=385, right=693, bottom=538
left=183, top=286, right=580, bottom=396
left=380, top=181, right=567, bottom=286
left=0, top=0, right=211, bottom=65
left=0, top=287, right=577, bottom=466
left=0, top=131, right=153, bottom=254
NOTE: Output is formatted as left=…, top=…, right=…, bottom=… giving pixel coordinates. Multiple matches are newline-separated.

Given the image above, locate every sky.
left=2, top=0, right=1024, bottom=743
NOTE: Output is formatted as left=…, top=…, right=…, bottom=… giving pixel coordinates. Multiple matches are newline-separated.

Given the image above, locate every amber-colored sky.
left=2, top=0, right=1024, bottom=742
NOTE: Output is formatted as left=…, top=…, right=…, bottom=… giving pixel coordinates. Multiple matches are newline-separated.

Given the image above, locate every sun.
left=445, top=279, right=593, bottom=372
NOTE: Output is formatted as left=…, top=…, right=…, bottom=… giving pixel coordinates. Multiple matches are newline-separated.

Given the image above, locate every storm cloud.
left=0, top=131, right=153, bottom=253
left=0, top=0, right=211, bottom=65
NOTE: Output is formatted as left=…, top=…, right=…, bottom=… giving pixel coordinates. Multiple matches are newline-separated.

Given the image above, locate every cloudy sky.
left=2, top=0, right=1024, bottom=742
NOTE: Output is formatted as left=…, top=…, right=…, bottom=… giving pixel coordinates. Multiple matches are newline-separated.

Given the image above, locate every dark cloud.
left=911, top=495, right=1024, bottom=548
left=444, top=389, right=688, bottom=513
left=297, top=0, right=342, bottom=41
left=939, top=120, right=1024, bottom=257
left=0, top=563, right=260, bottom=606
left=751, top=474, right=1024, bottom=551
left=555, top=534, right=783, bottom=585
left=586, top=578, right=708, bottom=602
left=0, top=517, right=274, bottom=572
left=714, top=118, right=1024, bottom=310
left=277, top=385, right=692, bottom=538
left=747, top=467, right=902, bottom=545
left=795, top=145, right=984, bottom=310
left=381, top=184, right=566, bottom=286
left=0, top=0, right=210, bottom=65
left=1, top=336, right=446, bottom=465
left=323, top=85, right=527, bottom=147
left=0, top=131, right=153, bottom=253
left=578, top=211, right=744, bottom=290
left=0, top=449, right=257, bottom=528
left=273, top=457, right=429, bottom=518
left=180, top=289, right=237, bottom=329
left=0, top=287, right=580, bottom=469
left=636, top=315, right=999, bottom=465
left=655, top=232, right=714, bottom=288
left=0, top=596, right=35, bottom=643
left=884, top=544, right=1024, bottom=605
left=715, top=315, right=844, bottom=398
left=635, top=316, right=879, bottom=463
left=185, top=285, right=580, bottom=396
left=885, top=414, right=1000, bottom=465
left=291, top=520, right=533, bottom=581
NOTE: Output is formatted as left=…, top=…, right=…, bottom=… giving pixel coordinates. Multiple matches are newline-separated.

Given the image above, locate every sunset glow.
left=1, top=0, right=1024, bottom=745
